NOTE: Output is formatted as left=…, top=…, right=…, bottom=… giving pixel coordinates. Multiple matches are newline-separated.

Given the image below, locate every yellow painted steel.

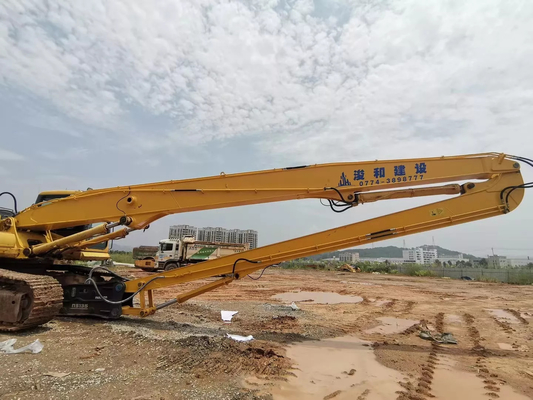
left=0, top=152, right=526, bottom=320
left=13, top=152, right=517, bottom=232
left=120, top=167, right=524, bottom=317
left=30, top=223, right=109, bottom=255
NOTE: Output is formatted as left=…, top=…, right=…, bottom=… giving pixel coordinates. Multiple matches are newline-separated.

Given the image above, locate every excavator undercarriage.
left=0, top=269, right=63, bottom=331
left=0, top=153, right=530, bottom=331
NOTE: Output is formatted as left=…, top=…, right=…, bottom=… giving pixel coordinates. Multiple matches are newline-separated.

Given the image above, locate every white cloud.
left=0, top=148, right=24, bottom=160
left=0, top=0, right=529, bottom=158
left=40, top=147, right=89, bottom=160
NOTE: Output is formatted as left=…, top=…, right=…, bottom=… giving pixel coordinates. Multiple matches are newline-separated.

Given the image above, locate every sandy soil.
left=1, top=268, right=532, bottom=400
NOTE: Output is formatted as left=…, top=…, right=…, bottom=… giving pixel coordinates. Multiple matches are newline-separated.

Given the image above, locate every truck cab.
left=157, top=238, right=181, bottom=266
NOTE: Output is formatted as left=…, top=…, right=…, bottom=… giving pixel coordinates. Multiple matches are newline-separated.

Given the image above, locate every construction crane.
left=0, top=152, right=530, bottom=331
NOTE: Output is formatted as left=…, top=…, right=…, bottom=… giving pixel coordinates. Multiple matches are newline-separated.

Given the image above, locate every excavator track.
left=0, top=269, right=63, bottom=331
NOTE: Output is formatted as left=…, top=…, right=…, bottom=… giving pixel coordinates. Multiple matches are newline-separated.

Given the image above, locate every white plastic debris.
left=0, top=339, right=43, bottom=354
left=221, top=310, right=238, bottom=323
left=227, top=334, right=254, bottom=342
left=290, top=302, right=299, bottom=310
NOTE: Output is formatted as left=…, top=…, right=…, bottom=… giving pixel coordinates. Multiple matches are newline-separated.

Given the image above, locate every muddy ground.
left=1, top=268, right=533, bottom=400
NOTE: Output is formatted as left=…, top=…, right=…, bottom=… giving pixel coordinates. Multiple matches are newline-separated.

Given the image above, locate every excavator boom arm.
left=14, top=152, right=518, bottom=232
left=0, top=152, right=528, bottom=328
left=124, top=166, right=524, bottom=293
left=116, top=158, right=525, bottom=317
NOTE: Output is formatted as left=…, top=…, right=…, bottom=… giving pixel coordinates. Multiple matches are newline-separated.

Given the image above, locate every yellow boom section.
left=14, top=152, right=519, bottom=233
left=116, top=154, right=525, bottom=317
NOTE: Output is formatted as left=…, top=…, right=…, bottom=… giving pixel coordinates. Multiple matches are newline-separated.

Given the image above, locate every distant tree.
left=479, top=258, right=488, bottom=267
left=434, top=259, right=442, bottom=267
left=526, top=262, right=533, bottom=270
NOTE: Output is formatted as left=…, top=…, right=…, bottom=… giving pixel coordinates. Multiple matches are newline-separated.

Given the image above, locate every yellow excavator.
left=0, top=152, right=530, bottom=331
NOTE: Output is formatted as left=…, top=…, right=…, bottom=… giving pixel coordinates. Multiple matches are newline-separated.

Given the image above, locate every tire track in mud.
left=475, top=357, right=505, bottom=399
left=404, top=301, right=416, bottom=314
left=317, top=299, right=401, bottom=335
left=505, top=308, right=529, bottom=325
left=396, top=313, right=443, bottom=400
left=384, top=299, right=398, bottom=311
left=464, top=313, right=506, bottom=399
left=356, top=388, right=371, bottom=399
left=369, top=298, right=414, bottom=315
left=435, top=312, right=444, bottom=332
left=491, top=316, right=515, bottom=334
left=464, top=313, right=485, bottom=352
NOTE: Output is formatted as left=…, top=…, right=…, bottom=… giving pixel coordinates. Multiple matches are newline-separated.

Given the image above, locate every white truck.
left=133, top=235, right=250, bottom=272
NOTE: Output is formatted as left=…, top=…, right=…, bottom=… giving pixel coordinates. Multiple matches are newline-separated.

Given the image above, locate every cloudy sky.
left=1, top=0, right=533, bottom=257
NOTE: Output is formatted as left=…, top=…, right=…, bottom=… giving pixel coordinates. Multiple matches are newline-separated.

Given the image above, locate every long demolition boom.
left=0, top=152, right=527, bottom=322
left=116, top=153, right=526, bottom=317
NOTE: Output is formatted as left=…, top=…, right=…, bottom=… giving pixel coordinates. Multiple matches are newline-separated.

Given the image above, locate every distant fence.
left=394, top=265, right=533, bottom=284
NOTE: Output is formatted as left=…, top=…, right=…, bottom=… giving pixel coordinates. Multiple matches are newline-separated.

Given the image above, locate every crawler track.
left=0, top=268, right=63, bottom=331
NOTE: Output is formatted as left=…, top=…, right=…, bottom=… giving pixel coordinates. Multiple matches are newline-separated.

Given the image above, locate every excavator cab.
left=0, top=207, right=15, bottom=219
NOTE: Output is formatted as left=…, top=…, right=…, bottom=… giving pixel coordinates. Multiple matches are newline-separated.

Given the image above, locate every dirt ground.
left=1, top=268, right=533, bottom=400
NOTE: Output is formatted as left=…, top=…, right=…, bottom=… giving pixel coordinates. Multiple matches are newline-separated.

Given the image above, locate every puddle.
left=432, top=355, right=529, bottom=400
left=486, top=309, right=520, bottom=324
left=445, top=314, right=463, bottom=324
left=273, top=291, right=363, bottom=305
left=364, top=317, right=419, bottom=335
left=271, top=335, right=405, bottom=400
left=498, top=342, right=514, bottom=350
left=374, top=300, right=391, bottom=307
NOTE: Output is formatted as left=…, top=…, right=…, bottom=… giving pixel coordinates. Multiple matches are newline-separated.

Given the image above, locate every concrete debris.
left=290, top=302, right=300, bottom=310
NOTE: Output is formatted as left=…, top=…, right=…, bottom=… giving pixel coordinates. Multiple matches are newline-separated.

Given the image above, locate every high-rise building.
left=169, top=224, right=197, bottom=239
left=169, top=224, right=258, bottom=249
left=239, top=229, right=258, bottom=250
left=402, top=248, right=437, bottom=265
left=197, top=227, right=227, bottom=243
left=339, top=252, right=360, bottom=263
